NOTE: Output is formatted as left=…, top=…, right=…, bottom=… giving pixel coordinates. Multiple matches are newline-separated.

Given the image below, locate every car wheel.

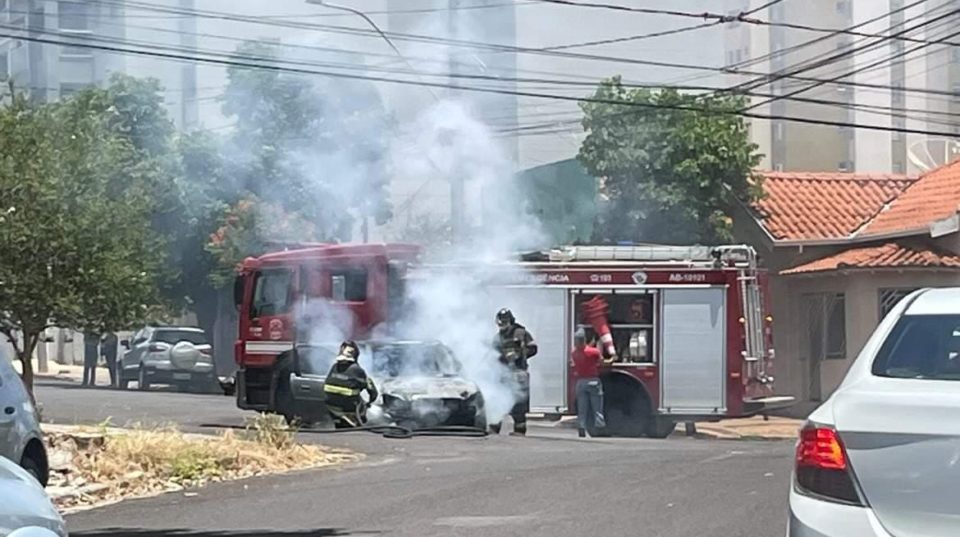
left=117, top=364, right=128, bottom=390
left=473, top=409, right=488, bottom=431
left=138, top=365, right=151, bottom=391
left=20, top=443, right=48, bottom=487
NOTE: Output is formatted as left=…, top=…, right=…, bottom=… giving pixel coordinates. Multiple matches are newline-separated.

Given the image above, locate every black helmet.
left=496, top=308, right=515, bottom=328
left=339, top=340, right=360, bottom=361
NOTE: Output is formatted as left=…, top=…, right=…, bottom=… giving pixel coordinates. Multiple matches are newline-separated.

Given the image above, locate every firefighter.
left=491, top=308, right=538, bottom=436
left=322, top=341, right=379, bottom=428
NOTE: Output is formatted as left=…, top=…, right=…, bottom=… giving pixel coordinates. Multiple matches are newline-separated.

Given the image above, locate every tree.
left=578, top=77, right=763, bottom=244
left=0, top=91, right=167, bottom=393
left=218, top=40, right=394, bottom=256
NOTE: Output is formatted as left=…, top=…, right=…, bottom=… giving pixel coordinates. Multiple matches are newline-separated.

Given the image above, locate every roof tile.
left=861, top=159, right=960, bottom=236
left=751, top=171, right=915, bottom=241
left=781, top=243, right=960, bottom=275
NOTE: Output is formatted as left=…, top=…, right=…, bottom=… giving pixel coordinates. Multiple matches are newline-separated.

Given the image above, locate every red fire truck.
left=232, top=242, right=794, bottom=437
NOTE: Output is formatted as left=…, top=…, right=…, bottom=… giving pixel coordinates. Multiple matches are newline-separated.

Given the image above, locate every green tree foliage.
left=578, top=77, right=763, bottom=244
left=0, top=90, right=166, bottom=392
left=210, top=40, right=394, bottom=277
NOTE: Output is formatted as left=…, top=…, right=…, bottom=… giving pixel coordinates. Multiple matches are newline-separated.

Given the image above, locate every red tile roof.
left=751, top=171, right=916, bottom=241
left=861, top=159, right=960, bottom=236
left=781, top=243, right=960, bottom=275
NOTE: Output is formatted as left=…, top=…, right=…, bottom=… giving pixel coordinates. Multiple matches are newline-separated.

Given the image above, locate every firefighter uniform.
left=492, top=308, right=538, bottom=436
left=323, top=342, right=379, bottom=428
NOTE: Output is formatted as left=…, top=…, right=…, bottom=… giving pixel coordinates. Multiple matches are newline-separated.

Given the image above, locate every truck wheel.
left=646, top=416, right=676, bottom=439
left=602, top=375, right=650, bottom=438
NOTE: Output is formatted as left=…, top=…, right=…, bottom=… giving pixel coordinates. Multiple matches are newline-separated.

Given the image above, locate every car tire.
left=20, top=447, right=48, bottom=487
left=117, top=364, right=128, bottom=390
left=138, top=365, right=151, bottom=391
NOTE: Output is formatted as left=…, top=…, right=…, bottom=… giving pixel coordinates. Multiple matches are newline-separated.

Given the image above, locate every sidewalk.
left=537, top=415, right=802, bottom=440
left=14, top=358, right=108, bottom=385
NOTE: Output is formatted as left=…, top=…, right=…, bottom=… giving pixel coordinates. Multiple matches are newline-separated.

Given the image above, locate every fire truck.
left=231, top=242, right=794, bottom=437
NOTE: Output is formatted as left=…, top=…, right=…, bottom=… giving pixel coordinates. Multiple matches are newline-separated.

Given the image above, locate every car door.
left=122, top=328, right=150, bottom=372
left=0, top=359, right=22, bottom=461
left=289, top=344, right=339, bottom=406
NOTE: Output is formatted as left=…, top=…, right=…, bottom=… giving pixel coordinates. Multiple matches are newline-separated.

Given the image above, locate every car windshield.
left=153, top=330, right=207, bottom=345
left=370, top=343, right=461, bottom=378
left=872, top=314, right=960, bottom=380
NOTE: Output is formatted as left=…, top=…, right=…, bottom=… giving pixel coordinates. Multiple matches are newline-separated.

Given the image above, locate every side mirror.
left=120, top=339, right=130, bottom=349
left=233, top=276, right=244, bottom=310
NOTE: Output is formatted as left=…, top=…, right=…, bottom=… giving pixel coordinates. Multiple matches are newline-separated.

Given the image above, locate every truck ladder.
left=734, top=260, right=771, bottom=383
left=546, top=244, right=757, bottom=267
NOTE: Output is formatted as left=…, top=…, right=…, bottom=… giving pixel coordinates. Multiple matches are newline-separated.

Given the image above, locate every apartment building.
left=725, top=0, right=960, bottom=174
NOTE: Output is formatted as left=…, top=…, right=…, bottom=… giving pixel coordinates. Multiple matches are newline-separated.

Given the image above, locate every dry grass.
left=47, top=415, right=358, bottom=511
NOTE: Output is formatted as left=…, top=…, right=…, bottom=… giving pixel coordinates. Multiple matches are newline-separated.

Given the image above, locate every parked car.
left=118, top=326, right=215, bottom=392
left=0, top=456, right=66, bottom=536
left=788, top=287, right=960, bottom=537
left=0, top=358, right=48, bottom=487
left=282, top=340, right=486, bottom=429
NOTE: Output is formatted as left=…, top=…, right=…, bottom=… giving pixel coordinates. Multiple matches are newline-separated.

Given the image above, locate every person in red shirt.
left=570, top=328, right=609, bottom=438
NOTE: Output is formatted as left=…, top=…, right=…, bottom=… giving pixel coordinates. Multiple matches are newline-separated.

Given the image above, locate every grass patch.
left=46, top=414, right=356, bottom=511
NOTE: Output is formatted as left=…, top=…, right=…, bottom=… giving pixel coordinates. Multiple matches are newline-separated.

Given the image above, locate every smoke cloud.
left=262, top=7, right=549, bottom=427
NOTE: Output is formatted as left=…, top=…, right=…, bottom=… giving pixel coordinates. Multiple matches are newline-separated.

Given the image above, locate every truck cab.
left=233, top=243, right=420, bottom=412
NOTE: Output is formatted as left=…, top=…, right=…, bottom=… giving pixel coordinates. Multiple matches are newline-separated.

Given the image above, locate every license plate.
left=172, top=373, right=191, bottom=380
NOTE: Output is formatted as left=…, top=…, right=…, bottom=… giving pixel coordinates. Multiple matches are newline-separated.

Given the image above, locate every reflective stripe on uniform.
left=323, top=384, right=360, bottom=396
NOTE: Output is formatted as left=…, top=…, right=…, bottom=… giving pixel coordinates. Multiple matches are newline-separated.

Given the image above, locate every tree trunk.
left=17, top=329, right=39, bottom=397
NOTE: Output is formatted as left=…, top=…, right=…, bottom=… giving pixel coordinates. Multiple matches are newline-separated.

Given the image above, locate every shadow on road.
left=73, top=529, right=380, bottom=536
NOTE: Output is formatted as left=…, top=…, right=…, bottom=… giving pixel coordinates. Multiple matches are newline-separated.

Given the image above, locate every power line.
left=746, top=11, right=960, bottom=110
left=4, top=29, right=960, bottom=140
left=744, top=0, right=787, bottom=16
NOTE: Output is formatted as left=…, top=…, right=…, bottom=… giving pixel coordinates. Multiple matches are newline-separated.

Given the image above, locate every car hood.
left=379, top=376, right=479, bottom=400
left=0, top=460, right=66, bottom=537
left=830, top=377, right=960, bottom=537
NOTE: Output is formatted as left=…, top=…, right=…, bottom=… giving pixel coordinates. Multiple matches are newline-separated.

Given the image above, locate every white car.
left=118, top=326, right=216, bottom=391
left=0, top=456, right=66, bottom=536
left=0, top=358, right=48, bottom=487
left=788, top=287, right=960, bottom=537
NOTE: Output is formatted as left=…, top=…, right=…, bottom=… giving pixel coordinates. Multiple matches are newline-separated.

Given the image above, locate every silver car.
left=118, top=326, right=215, bottom=392
left=788, top=287, right=960, bottom=537
left=0, top=456, right=66, bottom=536
left=0, top=358, right=48, bottom=487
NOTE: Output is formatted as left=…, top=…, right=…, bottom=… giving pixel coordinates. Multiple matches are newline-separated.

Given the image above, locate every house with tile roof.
left=732, top=163, right=960, bottom=407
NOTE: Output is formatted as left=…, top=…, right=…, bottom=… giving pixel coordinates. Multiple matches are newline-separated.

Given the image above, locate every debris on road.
left=43, top=414, right=358, bottom=512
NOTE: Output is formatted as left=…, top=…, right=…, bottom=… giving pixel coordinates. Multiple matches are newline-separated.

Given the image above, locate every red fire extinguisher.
left=581, top=295, right=617, bottom=359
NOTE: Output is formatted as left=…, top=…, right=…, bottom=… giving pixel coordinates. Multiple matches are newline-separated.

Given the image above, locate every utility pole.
left=448, top=0, right=465, bottom=243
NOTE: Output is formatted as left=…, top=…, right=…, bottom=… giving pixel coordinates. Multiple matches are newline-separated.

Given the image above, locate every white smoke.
left=280, top=6, right=549, bottom=427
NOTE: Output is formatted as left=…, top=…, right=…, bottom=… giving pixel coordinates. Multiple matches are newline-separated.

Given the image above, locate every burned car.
left=284, top=340, right=486, bottom=429
left=372, top=341, right=486, bottom=430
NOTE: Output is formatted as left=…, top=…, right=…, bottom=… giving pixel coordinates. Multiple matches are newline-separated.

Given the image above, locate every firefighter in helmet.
left=492, top=308, right=538, bottom=436
left=323, top=341, right=379, bottom=428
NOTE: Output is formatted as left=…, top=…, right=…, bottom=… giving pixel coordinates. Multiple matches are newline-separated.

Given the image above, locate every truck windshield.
left=872, top=314, right=960, bottom=380
left=251, top=269, right=293, bottom=318
left=371, top=344, right=461, bottom=378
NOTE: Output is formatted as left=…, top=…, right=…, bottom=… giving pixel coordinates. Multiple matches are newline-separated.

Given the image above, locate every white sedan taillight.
left=795, top=425, right=863, bottom=505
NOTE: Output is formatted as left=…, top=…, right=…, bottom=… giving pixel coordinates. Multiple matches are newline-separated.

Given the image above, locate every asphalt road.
left=36, top=380, right=794, bottom=537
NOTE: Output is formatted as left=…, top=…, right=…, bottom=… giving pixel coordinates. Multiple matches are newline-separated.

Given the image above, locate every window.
left=152, top=330, right=207, bottom=345
left=59, top=82, right=88, bottom=97
left=879, top=288, right=917, bottom=319
left=574, top=292, right=656, bottom=364
left=872, top=314, right=960, bottom=380
left=331, top=269, right=367, bottom=302
left=58, top=1, right=89, bottom=31
left=804, top=293, right=846, bottom=360
left=60, top=44, right=91, bottom=58
left=250, top=269, right=293, bottom=318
